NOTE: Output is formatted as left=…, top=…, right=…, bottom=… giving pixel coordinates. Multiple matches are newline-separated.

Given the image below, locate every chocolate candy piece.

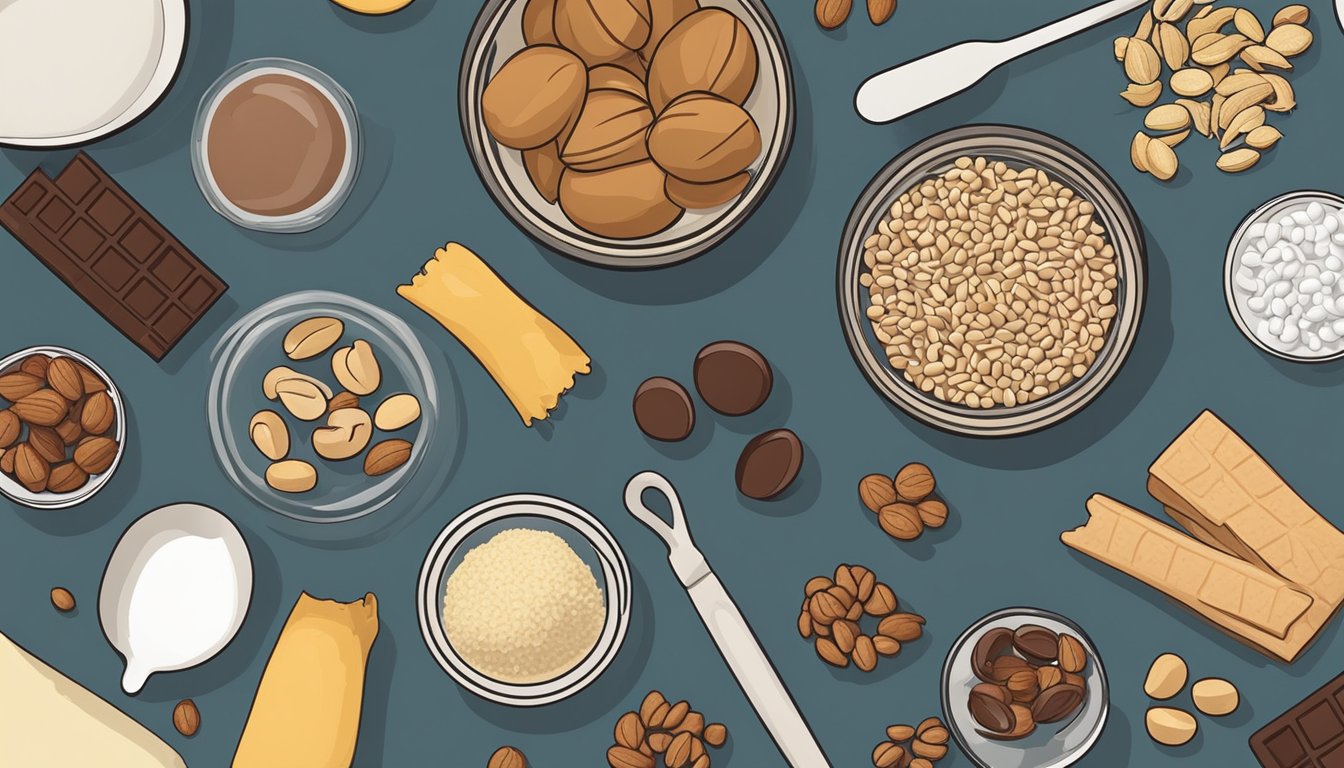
left=633, top=377, right=695, bottom=441
left=0, top=154, right=226, bottom=361
left=1032, top=683, right=1085, bottom=724
left=969, top=685, right=1017, bottom=734
left=694, top=341, right=772, bottom=416
left=1251, top=670, right=1344, bottom=767
left=1012, top=624, right=1059, bottom=663
left=971, top=627, right=1014, bottom=683
left=735, top=428, right=801, bottom=500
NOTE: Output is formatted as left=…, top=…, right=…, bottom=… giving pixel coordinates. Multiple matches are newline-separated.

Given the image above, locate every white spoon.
left=855, top=0, right=1148, bottom=123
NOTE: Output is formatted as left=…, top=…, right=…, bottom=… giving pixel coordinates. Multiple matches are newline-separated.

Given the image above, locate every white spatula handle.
left=855, top=0, right=1147, bottom=123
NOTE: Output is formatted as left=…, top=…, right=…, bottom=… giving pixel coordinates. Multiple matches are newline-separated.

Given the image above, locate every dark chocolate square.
left=1300, top=702, right=1343, bottom=750
left=1333, top=685, right=1344, bottom=714
left=38, top=197, right=73, bottom=232
left=120, top=219, right=164, bottom=262
left=60, top=219, right=104, bottom=262
left=180, top=276, right=219, bottom=313
left=124, top=278, right=167, bottom=319
left=1323, top=742, right=1344, bottom=768
left=89, top=190, right=133, bottom=234
left=1263, top=727, right=1307, bottom=767
left=91, top=248, right=137, bottom=291
left=153, top=305, right=192, bottom=341
left=12, top=181, right=47, bottom=215
left=150, top=247, right=192, bottom=290
left=55, top=156, right=99, bottom=203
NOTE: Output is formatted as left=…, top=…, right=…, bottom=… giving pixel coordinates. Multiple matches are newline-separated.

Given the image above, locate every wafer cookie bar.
left=1064, top=494, right=1313, bottom=647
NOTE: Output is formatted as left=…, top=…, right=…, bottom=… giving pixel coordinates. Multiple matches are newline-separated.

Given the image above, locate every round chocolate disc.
left=633, top=377, right=695, bottom=442
left=735, top=429, right=803, bottom=500
left=694, top=341, right=773, bottom=416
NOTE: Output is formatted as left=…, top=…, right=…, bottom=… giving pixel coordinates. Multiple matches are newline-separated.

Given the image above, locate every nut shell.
left=878, top=503, right=923, bottom=540
left=559, top=161, right=683, bottom=239
left=12, top=390, right=69, bottom=427
left=80, top=392, right=116, bottom=435
left=13, top=443, right=50, bottom=492
left=649, top=93, right=761, bottom=183
left=45, top=357, right=85, bottom=401
left=561, top=89, right=653, bottom=171
left=665, top=171, right=749, bottom=209
left=894, top=462, right=935, bottom=501
left=73, top=436, right=117, bottom=475
left=555, top=0, right=653, bottom=65
left=642, top=0, right=698, bottom=59
left=46, top=462, right=88, bottom=493
left=0, top=372, right=45, bottom=401
left=647, top=8, right=758, bottom=111
left=365, top=439, right=412, bottom=476
left=483, top=45, right=588, bottom=149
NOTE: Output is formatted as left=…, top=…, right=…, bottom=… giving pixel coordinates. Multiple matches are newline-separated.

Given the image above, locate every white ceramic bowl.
left=942, top=607, right=1109, bottom=768
left=838, top=125, right=1147, bottom=437
left=0, top=346, right=126, bottom=509
left=1224, top=190, right=1344, bottom=363
left=460, top=0, right=794, bottom=268
left=417, top=494, right=632, bottom=706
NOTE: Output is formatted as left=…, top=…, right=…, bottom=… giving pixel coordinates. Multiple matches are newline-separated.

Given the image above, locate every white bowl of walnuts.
left=0, top=347, right=125, bottom=510
left=461, top=0, right=795, bottom=268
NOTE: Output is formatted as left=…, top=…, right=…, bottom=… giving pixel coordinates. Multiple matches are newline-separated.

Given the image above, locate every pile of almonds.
left=0, top=353, right=118, bottom=495
left=859, top=463, right=949, bottom=542
left=251, top=317, right=421, bottom=494
left=815, top=0, right=895, bottom=30
left=966, top=624, right=1090, bottom=741
left=798, top=564, right=925, bottom=672
left=1116, top=1, right=1312, bottom=179
left=605, top=691, right=727, bottom=768
left=872, top=717, right=951, bottom=768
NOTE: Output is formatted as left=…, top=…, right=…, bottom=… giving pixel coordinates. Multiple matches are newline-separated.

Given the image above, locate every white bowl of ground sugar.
left=417, top=494, right=632, bottom=706
left=1226, top=190, right=1344, bottom=363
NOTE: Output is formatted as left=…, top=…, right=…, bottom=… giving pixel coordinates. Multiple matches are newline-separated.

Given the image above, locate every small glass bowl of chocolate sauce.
left=192, top=58, right=362, bottom=233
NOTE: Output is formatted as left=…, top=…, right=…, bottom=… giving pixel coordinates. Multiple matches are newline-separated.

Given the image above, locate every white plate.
left=99, top=503, right=253, bottom=694
left=0, top=0, right=187, bottom=147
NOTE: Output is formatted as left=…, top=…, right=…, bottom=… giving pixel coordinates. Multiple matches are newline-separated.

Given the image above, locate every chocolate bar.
left=1251, top=670, right=1344, bottom=767
left=0, top=153, right=226, bottom=361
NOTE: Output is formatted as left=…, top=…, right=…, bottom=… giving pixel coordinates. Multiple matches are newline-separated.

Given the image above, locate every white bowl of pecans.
left=0, top=347, right=125, bottom=509
left=838, top=125, right=1146, bottom=437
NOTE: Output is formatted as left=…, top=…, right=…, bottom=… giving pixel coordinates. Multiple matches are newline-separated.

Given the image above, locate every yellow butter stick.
left=397, top=242, right=591, bottom=426
left=233, top=593, right=379, bottom=768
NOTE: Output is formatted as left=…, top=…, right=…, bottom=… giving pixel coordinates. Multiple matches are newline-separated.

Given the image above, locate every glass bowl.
left=191, top=58, right=362, bottom=233
left=460, top=0, right=794, bottom=268
left=1224, top=190, right=1344, bottom=363
left=0, top=346, right=126, bottom=509
left=942, top=607, right=1109, bottom=768
left=416, top=493, right=632, bottom=706
left=837, top=125, right=1147, bottom=437
left=207, top=291, right=438, bottom=523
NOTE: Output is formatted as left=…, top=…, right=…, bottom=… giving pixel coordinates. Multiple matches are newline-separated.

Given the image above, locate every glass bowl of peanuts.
left=838, top=125, right=1146, bottom=437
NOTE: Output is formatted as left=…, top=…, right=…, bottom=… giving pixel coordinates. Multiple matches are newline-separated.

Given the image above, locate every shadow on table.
left=1, top=0, right=237, bottom=176
left=537, top=63, right=819, bottom=304
left=16, top=399, right=144, bottom=536
left=353, top=623, right=398, bottom=765
left=132, top=519, right=282, bottom=702
left=1066, top=547, right=1342, bottom=677
left=899, top=227, right=1175, bottom=470
left=461, top=568, right=656, bottom=733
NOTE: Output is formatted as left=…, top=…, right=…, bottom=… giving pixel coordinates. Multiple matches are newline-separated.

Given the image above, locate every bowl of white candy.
left=1226, top=190, right=1344, bottom=363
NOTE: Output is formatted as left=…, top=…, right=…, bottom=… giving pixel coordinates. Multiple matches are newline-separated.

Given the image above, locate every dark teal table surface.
left=2, top=0, right=1343, bottom=765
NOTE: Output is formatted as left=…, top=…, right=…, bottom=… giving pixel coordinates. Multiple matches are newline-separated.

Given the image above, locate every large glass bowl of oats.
left=838, top=125, right=1145, bottom=437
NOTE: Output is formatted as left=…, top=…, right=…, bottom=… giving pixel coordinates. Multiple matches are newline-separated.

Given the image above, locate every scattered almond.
left=172, top=699, right=200, bottom=737
left=1272, top=4, right=1308, bottom=27
left=1169, top=68, right=1212, bottom=96
left=1125, top=38, right=1162, bottom=84
left=1217, top=147, right=1260, bottom=172
left=1145, top=137, right=1180, bottom=180
left=815, top=0, right=851, bottom=29
left=1122, top=81, right=1163, bottom=106
left=50, top=587, right=75, bottom=612
left=1244, top=124, right=1282, bottom=149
